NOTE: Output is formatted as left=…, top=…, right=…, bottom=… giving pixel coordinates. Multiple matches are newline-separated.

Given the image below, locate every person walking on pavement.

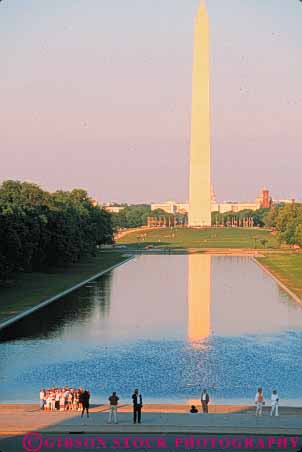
left=201, top=389, right=210, bottom=413
left=271, top=390, right=279, bottom=416
left=255, top=387, right=265, bottom=416
left=132, top=388, right=143, bottom=424
left=108, top=391, right=119, bottom=424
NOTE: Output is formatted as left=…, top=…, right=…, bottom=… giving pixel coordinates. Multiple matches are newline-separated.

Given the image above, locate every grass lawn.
left=0, top=251, right=129, bottom=324
left=117, top=227, right=279, bottom=249
left=257, top=253, right=302, bottom=299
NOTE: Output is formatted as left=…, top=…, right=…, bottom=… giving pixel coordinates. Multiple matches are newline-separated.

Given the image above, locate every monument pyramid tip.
left=196, top=0, right=208, bottom=18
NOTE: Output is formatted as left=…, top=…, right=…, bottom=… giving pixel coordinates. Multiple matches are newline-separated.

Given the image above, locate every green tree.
left=265, top=202, right=302, bottom=247
left=0, top=181, right=114, bottom=285
left=111, top=205, right=151, bottom=229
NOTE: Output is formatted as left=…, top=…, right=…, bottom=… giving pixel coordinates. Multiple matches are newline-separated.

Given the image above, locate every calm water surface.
left=1, top=255, right=302, bottom=404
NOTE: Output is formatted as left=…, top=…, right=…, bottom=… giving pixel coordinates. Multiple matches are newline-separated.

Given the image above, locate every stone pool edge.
left=0, top=255, right=134, bottom=333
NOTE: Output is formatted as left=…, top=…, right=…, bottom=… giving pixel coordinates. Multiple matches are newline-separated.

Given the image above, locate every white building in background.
left=151, top=187, right=215, bottom=216
left=151, top=189, right=272, bottom=216
left=104, top=189, right=279, bottom=218
left=104, top=206, right=125, bottom=213
left=176, top=203, right=190, bottom=214
left=151, top=201, right=177, bottom=215
left=102, top=202, right=129, bottom=213
left=273, top=199, right=297, bottom=204
left=217, top=201, right=261, bottom=214
left=210, top=188, right=270, bottom=213
left=151, top=200, right=217, bottom=215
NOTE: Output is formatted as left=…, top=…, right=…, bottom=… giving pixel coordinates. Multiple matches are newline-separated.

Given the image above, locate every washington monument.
left=188, top=0, right=211, bottom=227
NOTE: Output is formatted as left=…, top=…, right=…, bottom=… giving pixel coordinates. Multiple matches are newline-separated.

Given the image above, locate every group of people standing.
left=40, top=386, right=280, bottom=421
left=189, top=388, right=280, bottom=416
left=39, top=387, right=90, bottom=418
left=255, top=387, right=279, bottom=416
left=107, top=389, right=143, bottom=424
left=40, top=387, right=143, bottom=424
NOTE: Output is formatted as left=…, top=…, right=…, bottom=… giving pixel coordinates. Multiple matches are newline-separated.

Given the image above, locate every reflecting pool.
left=1, top=255, right=302, bottom=404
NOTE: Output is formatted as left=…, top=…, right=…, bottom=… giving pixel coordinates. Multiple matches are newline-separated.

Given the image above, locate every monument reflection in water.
left=188, top=254, right=211, bottom=344
left=1, top=254, right=302, bottom=404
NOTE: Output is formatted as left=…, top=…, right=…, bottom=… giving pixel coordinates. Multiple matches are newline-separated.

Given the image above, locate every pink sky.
left=1, top=0, right=301, bottom=203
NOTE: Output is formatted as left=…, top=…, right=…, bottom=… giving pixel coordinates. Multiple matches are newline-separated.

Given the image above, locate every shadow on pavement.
left=1, top=405, right=302, bottom=452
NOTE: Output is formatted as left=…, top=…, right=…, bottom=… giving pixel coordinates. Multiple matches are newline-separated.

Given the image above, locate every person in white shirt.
left=255, top=387, right=265, bottom=416
left=201, top=389, right=210, bottom=413
left=55, top=390, right=60, bottom=410
left=64, top=389, right=70, bottom=410
left=39, top=389, right=45, bottom=410
left=108, top=392, right=119, bottom=424
left=271, top=390, right=279, bottom=416
left=50, top=392, right=56, bottom=411
left=60, top=392, right=65, bottom=411
left=46, top=394, right=52, bottom=411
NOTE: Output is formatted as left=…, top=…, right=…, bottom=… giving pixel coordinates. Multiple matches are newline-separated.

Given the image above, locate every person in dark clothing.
left=201, top=389, right=210, bottom=413
left=79, top=389, right=90, bottom=418
left=190, top=405, right=198, bottom=413
left=132, top=389, right=143, bottom=424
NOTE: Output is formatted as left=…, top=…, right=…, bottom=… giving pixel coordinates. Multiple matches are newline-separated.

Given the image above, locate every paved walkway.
left=1, top=434, right=301, bottom=452
left=1, top=405, right=302, bottom=436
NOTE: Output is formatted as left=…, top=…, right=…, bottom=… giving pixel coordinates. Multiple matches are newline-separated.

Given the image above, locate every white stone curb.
left=253, top=257, right=302, bottom=306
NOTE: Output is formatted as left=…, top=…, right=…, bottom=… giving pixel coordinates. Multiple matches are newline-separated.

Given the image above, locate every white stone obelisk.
left=188, top=0, right=211, bottom=227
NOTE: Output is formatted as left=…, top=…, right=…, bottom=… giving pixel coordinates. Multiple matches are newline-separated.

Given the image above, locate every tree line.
left=211, top=208, right=270, bottom=228
left=111, top=205, right=187, bottom=229
left=265, top=202, right=302, bottom=247
left=113, top=205, right=272, bottom=229
left=212, top=203, right=302, bottom=247
left=111, top=205, right=151, bottom=229
left=112, top=202, right=302, bottom=247
left=0, top=181, right=113, bottom=285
